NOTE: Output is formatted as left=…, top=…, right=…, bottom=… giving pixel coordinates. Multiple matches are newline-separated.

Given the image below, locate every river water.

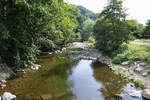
left=0, top=50, right=144, bottom=100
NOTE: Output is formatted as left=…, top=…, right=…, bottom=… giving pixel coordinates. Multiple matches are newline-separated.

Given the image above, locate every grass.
left=112, top=43, right=150, bottom=64
left=135, top=39, right=150, bottom=44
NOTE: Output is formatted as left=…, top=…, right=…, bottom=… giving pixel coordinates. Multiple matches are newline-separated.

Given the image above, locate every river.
left=0, top=49, right=144, bottom=100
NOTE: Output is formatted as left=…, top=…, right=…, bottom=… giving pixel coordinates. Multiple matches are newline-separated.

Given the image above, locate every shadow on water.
left=0, top=50, right=144, bottom=100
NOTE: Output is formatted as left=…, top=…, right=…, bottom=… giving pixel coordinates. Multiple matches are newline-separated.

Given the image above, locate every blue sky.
left=65, top=0, right=150, bottom=25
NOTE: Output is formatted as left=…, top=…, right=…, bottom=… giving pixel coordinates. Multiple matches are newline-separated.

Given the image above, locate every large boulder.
left=2, top=92, right=16, bottom=100
left=142, top=89, right=150, bottom=100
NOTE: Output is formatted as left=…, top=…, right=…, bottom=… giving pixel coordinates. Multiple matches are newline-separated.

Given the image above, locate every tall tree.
left=143, top=20, right=150, bottom=38
left=81, top=19, right=95, bottom=41
left=126, top=20, right=144, bottom=39
left=94, top=0, right=129, bottom=54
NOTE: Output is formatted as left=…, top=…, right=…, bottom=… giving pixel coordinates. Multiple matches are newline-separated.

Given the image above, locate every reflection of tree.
left=0, top=53, right=79, bottom=100
left=92, top=61, right=128, bottom=100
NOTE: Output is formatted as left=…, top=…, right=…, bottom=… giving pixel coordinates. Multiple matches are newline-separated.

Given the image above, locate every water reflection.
left=92, top=61, right=128, bottom=100
left=0, top=51, right=143, bottom=100
left=0, top=53, right=79, bottom=100
left=69, top=60, right=104, bottom=100
left=68, top=59, right=131, bottom=100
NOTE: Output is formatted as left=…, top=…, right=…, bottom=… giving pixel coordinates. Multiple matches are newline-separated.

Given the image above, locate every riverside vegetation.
left=1, top=0, right=150, bottom=100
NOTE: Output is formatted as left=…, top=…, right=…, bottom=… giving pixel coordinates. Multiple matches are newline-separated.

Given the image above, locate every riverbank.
left=111, top=43, right=150, bottom=89
left=0, top=47, right=67, bottom=89
left=0, top=42, right=150, bottom=100
left=111, top=61, right=150, bottom=89
left=68, top=42, right=150, bottom=99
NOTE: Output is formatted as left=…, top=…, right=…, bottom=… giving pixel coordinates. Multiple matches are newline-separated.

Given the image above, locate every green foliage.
left=143, top=20, right=150, bottom=38
left=81, top=19, right=95, bottom=41
left=94, top=0, right=130, bottom=54
left=88, top=36, right=96, bottom=48
left=76, top=5, right=98, bottom=33
left=77, top=6, right=98, bottom=20
left=112, top=44, right=150, bottom=64
left=0, top=0, right=78, bottom=68
left=125, top=20, right=144, bottom=39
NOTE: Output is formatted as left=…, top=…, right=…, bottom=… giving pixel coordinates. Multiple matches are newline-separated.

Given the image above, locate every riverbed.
left=0, top=49, right=144, bottom=100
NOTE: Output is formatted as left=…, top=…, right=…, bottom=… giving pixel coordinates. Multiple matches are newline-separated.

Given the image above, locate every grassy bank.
left=112, top=43, right=150, bottom=64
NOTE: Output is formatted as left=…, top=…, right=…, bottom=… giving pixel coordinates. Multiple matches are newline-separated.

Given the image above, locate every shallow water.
left=69, top=60, right=104, bottom=100
left=0, top=51, right=144, bottom=100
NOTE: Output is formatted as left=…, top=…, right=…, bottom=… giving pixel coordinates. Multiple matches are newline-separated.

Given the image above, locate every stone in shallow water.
left=0, top=80, right=7, bottom=83
left=142, top=89, right=150, bottom=100
left=1, top=84, right=6, bottom=89
left=127, top=90, right=142, bottom=98
left=2, top=92, right=16, bottom=100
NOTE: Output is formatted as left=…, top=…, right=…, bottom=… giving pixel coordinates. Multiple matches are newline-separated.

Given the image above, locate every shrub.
left=112, top=44, right=150, bottom=64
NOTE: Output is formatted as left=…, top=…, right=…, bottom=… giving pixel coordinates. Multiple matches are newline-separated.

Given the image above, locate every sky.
left=65, top=0, right=150, bottom=25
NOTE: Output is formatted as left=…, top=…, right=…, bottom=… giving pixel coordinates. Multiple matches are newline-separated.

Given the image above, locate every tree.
left=81, top=19, right=95, bottom=41
left=76, top=5, right=98, bottom=33
left=125, top=20, right=144, bottom=39
left=0, top=0, right=78, bottom=68
left=143, top=20, right=150, bottom=38
left=93, top=0, right=129, bottom=54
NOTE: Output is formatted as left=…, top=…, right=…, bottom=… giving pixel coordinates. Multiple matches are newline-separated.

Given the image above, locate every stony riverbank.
left=68, top=42, right=150, bottom=99
left=113, top=61, right=150, bottom=89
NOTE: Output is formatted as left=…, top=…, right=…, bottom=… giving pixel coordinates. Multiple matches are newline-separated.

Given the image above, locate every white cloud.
left=65, top=0, right=150, bottom=25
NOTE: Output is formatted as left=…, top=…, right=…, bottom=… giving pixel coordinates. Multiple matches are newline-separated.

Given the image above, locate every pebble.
left=0, top=80, right=7, bottom=83
left=127, top=90, right=142, bottom=98
left=2, top=92, right=16, bottom=100
left=1, top=84, right=6, bottom=89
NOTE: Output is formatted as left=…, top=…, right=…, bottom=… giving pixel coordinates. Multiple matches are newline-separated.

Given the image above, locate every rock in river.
left=142, top=89, right=150, bottom=100
left=127, top=90, right=142, bottom=98
left=2, top=92, right=16, bottom=100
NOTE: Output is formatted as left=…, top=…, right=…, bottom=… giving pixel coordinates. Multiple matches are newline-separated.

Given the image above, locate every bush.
left=112, top=44, right=150, bottom=64
left=88, top=36, right=96, bottom=48
left=38, top=38, right=56, bottom=52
